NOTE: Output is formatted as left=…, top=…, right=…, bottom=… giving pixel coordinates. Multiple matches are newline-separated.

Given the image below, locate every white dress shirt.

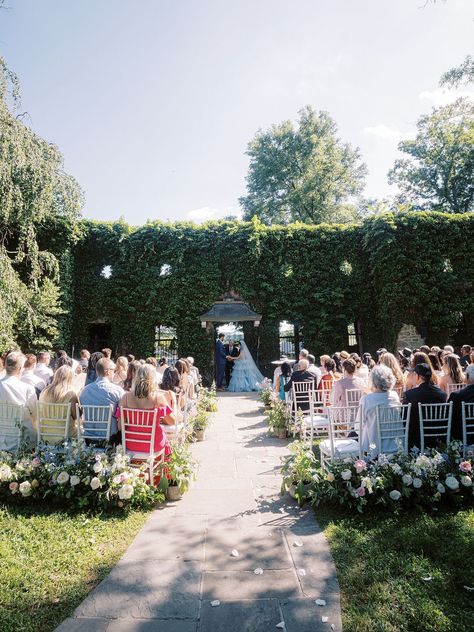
left=21, top=370, right=46, bottom=393
left=35, top=363, right=53, bottom=384
left=0, top=375, right=38, bottom=450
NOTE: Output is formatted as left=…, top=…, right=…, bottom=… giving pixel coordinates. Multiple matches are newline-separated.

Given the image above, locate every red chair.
left=121, top=408, right=166, bottom=485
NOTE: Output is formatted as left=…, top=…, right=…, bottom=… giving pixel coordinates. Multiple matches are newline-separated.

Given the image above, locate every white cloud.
left=185, top=206, right=243, bottom=223
left=419, top=87, right=474, bottom=107
left=363, top=124, right=413, bottom=143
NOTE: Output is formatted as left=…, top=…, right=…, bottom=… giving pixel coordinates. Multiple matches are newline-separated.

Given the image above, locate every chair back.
left=0, top=403, right=24, bottom=453
left=418, top=402, right=452, bottom=452
left=461, top=402, right=474, bottom=456
left=346, top=388, right=363, bottom=408
left=320, top=385, right=333, bottom=407
left=291, top=380, right=315, bottom=413
left=77, top=404, right=112, bottom=442
left=37, top=402, right=71, bottom=445
left=326, top=406, right=359, bottom=457
left=447, top=382, right=465, bottom=395
left=121, top=407, right=158, bottom=456
left=375, top=404, right=411, bottom=455
left=393, top=385, right=404, bottom=399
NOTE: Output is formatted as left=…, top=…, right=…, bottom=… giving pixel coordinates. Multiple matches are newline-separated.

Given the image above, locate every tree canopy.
left=240, top=106, right=367, bottom=225
left=440, top=55, right=474, bottom=88
left=388, top=98, right=474, bottom=214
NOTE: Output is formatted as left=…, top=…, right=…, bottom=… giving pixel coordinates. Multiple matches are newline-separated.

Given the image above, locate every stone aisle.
left=56, top=393, right=342, bottom=632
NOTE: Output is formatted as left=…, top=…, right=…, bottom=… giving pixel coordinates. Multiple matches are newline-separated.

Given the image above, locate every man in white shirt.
left=35, top=351, right=53, bottom=384
left=21, top=354, right=46, bottom=393
left=307, top=354, right=322, bottom=387
left=0, top=352, right=37, bottom=451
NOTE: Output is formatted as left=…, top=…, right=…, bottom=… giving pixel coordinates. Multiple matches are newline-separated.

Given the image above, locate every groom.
left=215, top=333, right=227, bottom=391
left=225, top=339, right=240, bottom=386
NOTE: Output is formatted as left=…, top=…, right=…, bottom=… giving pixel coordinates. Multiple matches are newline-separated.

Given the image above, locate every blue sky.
left=3, top=0, right=473, bottom=224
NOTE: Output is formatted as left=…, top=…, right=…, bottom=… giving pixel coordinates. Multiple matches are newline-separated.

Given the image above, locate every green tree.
left=388, top=98, right=474, bottom=213
left=240, top=106, right=367, bottom=225
left=440, top=55, right=474, bottom=88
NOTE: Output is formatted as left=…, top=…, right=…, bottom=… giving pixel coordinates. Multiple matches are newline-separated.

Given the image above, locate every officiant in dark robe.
left=225, top=339, right=240, bottom=386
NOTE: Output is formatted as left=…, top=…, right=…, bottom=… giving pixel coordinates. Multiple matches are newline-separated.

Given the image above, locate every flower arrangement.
left=197, top=385, right=218, bottom=413
left=159, top=442, right=197, bottom=498
left=0, top=443, right=164, bottom=511
left=266, top=400, right=290, bottom=438
left=258, top=378, right=274, bottom=407
left=281, top=440, right=474, bottom=513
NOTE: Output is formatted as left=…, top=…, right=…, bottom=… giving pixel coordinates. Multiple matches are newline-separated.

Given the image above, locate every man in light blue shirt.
left=79, top=358, right=124, bottom=436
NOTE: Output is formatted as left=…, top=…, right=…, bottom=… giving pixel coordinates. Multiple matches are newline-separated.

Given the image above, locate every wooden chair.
left=76, top=404, right=112, bottom=444
left=0, top=403, right=25, bottom=454
left=375, top=404, right=411, bottom=455
left=461, top=402, right=474, bottom=457
left=121, top=407, right=166, bottom=485
left=418, top=402, right=453, bottom=453
left=36, top=402, right=71, bottom=446
left=319, top=406, right=360, bottom=470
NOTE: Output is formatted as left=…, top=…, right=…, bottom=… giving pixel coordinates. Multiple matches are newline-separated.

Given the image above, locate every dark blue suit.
left=215, top=339, right=227, bottom=388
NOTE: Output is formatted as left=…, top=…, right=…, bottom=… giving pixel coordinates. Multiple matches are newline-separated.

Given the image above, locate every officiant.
left=225, top=339, right=240, bottom=386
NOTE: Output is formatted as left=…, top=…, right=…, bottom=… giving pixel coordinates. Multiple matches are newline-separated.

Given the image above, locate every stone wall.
left=396, top=324, right=426, bottom=350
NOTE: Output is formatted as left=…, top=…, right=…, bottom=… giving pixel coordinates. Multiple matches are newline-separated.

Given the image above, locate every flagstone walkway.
left=56, top=393, right=342, bottom=632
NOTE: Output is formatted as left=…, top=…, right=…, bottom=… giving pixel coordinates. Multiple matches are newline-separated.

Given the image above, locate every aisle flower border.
left=281, top=440, right=474, bottom=513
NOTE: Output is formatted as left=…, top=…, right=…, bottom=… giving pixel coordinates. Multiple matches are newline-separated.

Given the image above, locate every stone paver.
left=55, top=392, right=341, bottom=631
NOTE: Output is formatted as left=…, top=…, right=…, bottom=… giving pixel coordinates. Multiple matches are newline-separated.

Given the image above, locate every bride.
left=227, top=340, right=264, bottom=392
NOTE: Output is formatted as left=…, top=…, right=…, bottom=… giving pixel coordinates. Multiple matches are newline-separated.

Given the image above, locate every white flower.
left=325, top=472, right=335, bottom=483
left=341, top=469, right=352, bottom=481
left=412, top=478, right=423, bottom=489
left=0, top=464, right=12, bottom=481
left=118, top=484, right=134, bottom=500
left=90, top=477, right=101, bottom=490
left=437, top=483, right=446, bottom=494
left=93, top=461, right=103, bottom=474
left=461, top=476, right=472, bottom=487
left=402, top=474, right=413, bottom=486
left=390, top=463, right=402, bottom=475
left=70, top=475, right=80, bottom=487
left=415, top=455, right=430, bottom=469
left=445, top=476, right=459, bottom=491
left=389, top=490, right=401, bottom=501
left=57, top=471, right=70, bottom=485
left=19, top=481, right=32, bottom=497
left=113, top=474, right=122, bottom=485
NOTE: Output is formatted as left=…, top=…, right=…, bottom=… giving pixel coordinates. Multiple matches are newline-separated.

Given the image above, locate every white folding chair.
left=300, top=394, right=328, bottom=444
left=447, top=383, right=465, bottom=396
left=37, top=402, right=71, bottom=446
left=319, top=406, right=360, bottom=470
left=76, top=404, right=112, bottom=444
left=461, top=402, right=474, bottom=457
left=290, top=381, right=316, bottom=437
left=418, top=402, right=453, bottom=453
left=121, top=407, right=166, bottom=485
left=375, top=404, right=411, bottom=456
left=320, top=385, right=333, bottom=408
left=0, top=403, right=25, bottom=454
left=393, top=385, right=404, bottom=399
left=346, top=388, right=363, bottom=408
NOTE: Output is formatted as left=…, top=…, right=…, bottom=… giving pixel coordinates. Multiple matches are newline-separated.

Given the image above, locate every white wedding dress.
left=227, top=340, right=264, bottom=392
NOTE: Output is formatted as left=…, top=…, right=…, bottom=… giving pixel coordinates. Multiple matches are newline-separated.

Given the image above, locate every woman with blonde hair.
left=439, top=354, right=465, bottom=393
left=123, top=360, right=141, bottom=392
left=113, top=356, right=128, bottom=387
left=39, top=365, right=79, bottom=435
left=379, top=352, right=405, bottom=391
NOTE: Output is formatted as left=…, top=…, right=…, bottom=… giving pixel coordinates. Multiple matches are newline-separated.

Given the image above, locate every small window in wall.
left=160, top=264, right=172, bottom=277
left=154, top=325, right=178, bottom=362
left=347, top=323, right=357, bottom=346
left=279, top=321, right=295, bottom=357
left=100, top=265, right=112, bottom=279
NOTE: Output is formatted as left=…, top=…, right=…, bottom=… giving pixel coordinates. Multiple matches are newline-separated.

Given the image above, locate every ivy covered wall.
left=68, top=212, right=474, bottom=382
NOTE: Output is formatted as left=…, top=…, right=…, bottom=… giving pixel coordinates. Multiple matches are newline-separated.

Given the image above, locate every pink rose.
left=356, top=486, right=366, bottom=497
left=31, top=457, right=41, bottom=468
left=459, top=461, right=472, bottom=473
left=9, top=482, right=18, bottom=494
left=354, top=459, right=366, bottom=474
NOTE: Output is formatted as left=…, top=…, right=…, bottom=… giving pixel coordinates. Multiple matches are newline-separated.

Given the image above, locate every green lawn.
left=0, top=503, right=150, bottom=632
left=317, top=507, right=474, bottom=632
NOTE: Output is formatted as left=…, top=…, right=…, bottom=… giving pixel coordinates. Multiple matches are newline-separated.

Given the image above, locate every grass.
left=317, top=507, right=474, bottom=632
left=0, top=502, right=150, bottom=632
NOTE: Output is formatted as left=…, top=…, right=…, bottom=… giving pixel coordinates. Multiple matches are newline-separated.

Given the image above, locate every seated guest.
left=357, top=365, right=400, bottom=458
left=284, top=358, right=317, bottom=410
left=113, top=356, right=129, bottom=387
left=127, top=354, right=135, bottom=363
left=157, top=357, right=169, bottom=374
left=101, top=347, right=112, bottom=359
left=405, top=351, right=438, bottom=391
left=35, top=350, right=53, bottom=384
left=332, top=353, right=343, bottom=377
left=79, top=358, right=124, bottom=436
left=293, top=348, right=309, bottom=371
left=439, top=354, right=465, bottom=393
left=146, top=356, right=157, bottom=368
left=123, top=360, right=141, bottom=392
left=275, top=361, right=292, bottom=401
left=460, top=345, right=472, bottom=370
left=403, top=363, right=447, bottom=450
left=85, top=351, right=104, bottom=386
left=21, top=354, right=46, bottom=394
left=351, top=353, right=369, bottom=383
left=175, top=358, right=194, bottom=402
left=449, top=363, right=474, bottom=441
left=186, top=357, right=200, bottom=386
left=0, top=352, right=37, bottom=450
left=78, top=349, right=90, bottom=372
left=428, top=352, right=443, bottom=380
left=319, top=358, right=338, bottom=391
left=332, top=358, right=367, bottom=407
left=39, top=366, right=79, bottom=436
left=379, top=352, right=405, bottom=391
left=362, top=352, right=375, bottom=373
left=307, top=354, right=321, bottom=387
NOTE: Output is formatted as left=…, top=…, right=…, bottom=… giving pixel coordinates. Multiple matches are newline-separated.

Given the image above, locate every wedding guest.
left=362, top=352, right=375, bottom=372
left=376, top=348, right=387, bottom=363
left=146, top=356, right=157, bottom=368
left=78, top=349, right=90, bottom=371
left=157, top=357, right=168, bottom=374
left=403, top=363, right=447, bottom=449
left=448, top=363, right=474, bottom=441
left=420, top=345, right=431, bottom=355
left=352, top=353, right=369, bottom=383
left=284, top=358, right=316, bottom=410
left=460, top=345, right=472, bottom=370
left=35, top=351, right=54, bottom=384
left=294, top=348, right=309, bottom=371
left=39, top=365, right=79, bottom=435
left=405, top=351, right=438, bottom=390
left=319, top=358, right=338, bottom=391
left=444, top=345, right=455, bottom=354
left=332, top=358, right=367, bottom=406
left=275, top=361, right=292, bottom=401
left=127, top=354, right=135, bottom=363
left=113, top=356, right=129, bottom=387
left=85, top=351, right=104, bottom=386
left=101, top=348, right=112, bottom=359
left=186, top=357, right=200, bottom=386
left=428, top=353, right=443, bottom=380
left=79, top=358, right=124, bottom=437
left=175, top=359, right=194, bottom=404
left=123, top=360, right=141, bottom=392
left=0, top=352, right=37, bottom=450
left=21, top=354, right=46, bottom=394
left=307, top=354, right=321, bottom=387
left=379, top=352, right=405, bottom=391
left=332, top=353, right=342, bottom=376
left=439, top=354, right=465, bottom=393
